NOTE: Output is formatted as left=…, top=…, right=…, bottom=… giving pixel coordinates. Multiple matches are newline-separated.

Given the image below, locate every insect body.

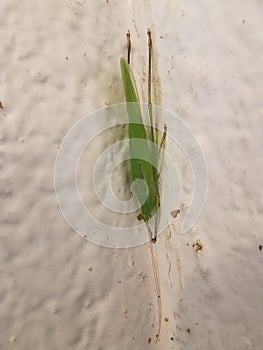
left=120, top=31, right=166, bottom=240
left=120, top=30, right=167, bottom=342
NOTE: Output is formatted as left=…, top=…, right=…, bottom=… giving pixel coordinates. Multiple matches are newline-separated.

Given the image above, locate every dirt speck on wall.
left=1, top=1, right=263, bottom=350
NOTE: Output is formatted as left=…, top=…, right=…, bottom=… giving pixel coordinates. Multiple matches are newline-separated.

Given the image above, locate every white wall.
left=1, top=1, right=262, bottom=349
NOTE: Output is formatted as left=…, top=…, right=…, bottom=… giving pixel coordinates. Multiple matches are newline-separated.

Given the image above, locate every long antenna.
left=127, top=30, right=131, bottom=65
left=147, top=29, right=152, bottom=105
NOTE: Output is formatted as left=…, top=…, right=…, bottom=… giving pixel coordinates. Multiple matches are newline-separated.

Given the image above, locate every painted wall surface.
left=1, top=1, right=262, bottom=349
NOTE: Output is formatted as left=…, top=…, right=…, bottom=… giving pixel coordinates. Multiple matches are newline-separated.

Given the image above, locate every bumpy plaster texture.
left=0, top=1, right=263, bottom=349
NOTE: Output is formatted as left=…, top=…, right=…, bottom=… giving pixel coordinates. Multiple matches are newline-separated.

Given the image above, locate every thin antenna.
left=147, top=29, right=152, bottom=105
left=127, top=30, right=131, bottom=64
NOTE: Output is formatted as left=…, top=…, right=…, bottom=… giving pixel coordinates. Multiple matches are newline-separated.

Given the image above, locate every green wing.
left=120, top=57, right=159, bottom=222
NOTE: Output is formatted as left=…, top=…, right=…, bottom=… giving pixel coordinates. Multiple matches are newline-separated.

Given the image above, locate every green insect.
left=120, top=30, right=167, bottom=241
left=120, top=30, right=167, bottom=342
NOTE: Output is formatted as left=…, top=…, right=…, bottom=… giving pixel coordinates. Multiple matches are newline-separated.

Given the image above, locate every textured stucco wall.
left=1, top=1, right=263, bottom=349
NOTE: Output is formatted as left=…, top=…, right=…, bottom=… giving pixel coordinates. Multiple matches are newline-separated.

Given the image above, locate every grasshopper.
left=120, top=30, right=167, bottom=342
